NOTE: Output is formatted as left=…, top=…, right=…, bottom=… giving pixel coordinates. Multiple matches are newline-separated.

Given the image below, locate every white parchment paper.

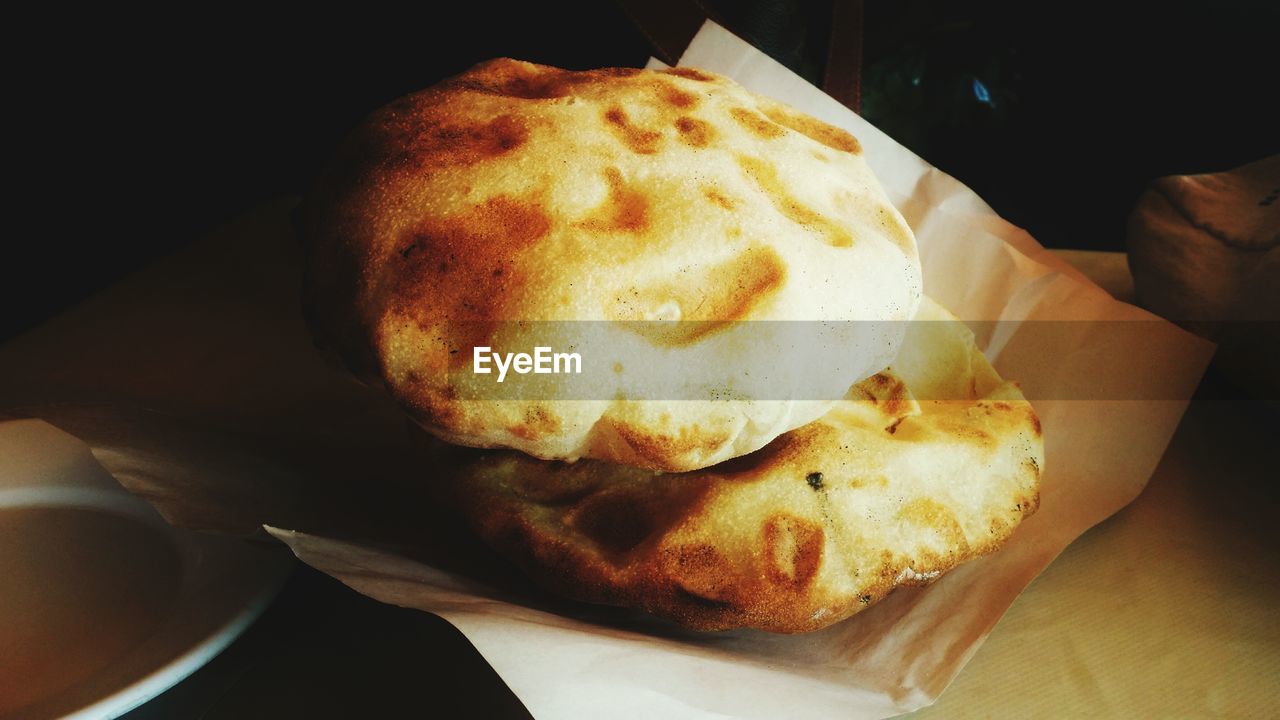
left=0, top=21, right=1214, bottom=720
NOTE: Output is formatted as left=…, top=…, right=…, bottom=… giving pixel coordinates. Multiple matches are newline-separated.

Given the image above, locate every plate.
left=0, top=420, right=294, bottom=720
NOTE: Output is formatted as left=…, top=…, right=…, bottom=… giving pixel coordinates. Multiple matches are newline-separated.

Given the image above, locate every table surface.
left=6, top=203, right=1277, bottom=719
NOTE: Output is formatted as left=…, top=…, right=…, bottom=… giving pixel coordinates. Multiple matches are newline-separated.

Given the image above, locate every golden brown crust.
left=432, top=298, right=1043, bottom=632
left=301, top=58, right=923, bottom=472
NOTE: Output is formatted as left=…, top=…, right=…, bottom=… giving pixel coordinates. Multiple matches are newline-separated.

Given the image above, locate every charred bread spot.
left=574, top=167, right=651, bottom=233
left=609, top=246, right=786, bottom=346
left=660, top=83, right=700, bottom=109
left=763, top=514, right=824, bottom=587
left=455, top=59, right=644, bottom=100
left=666, top=543, right=738, bottom=603
left=760, top=104, right=862, bottom=154
left=737, top=154, right=854, bottom=247
left=663, top=67, right=717, bottom=82
left=701, top=185, right=737, bottom=210
left=508, top=405, right=562, bottom=441
left=609, top=420, right=735, bottom=468
left=675, top=116, right=715, bottom=147
left=729, top=107, right=786, bottom=139
left=604, top=106, right=663, bottom=154
left=380, top=113, right=532, bottom=170
left=566, top=490, right=659, bottom=556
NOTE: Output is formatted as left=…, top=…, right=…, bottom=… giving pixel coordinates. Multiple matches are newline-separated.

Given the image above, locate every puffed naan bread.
left=301, top=59, right=922, bottom=472
left=433, top=298, right=1042, bottom=633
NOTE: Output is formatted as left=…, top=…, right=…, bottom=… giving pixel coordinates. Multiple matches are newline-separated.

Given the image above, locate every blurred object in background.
left=7, top=0, right=1278, bottom=343
left=858, top=1, right=1279, bottom=253
left=639, top=0, right=1278, bottom=254
left=860, top=0, right=1017, bottom=162
left=1127, top=155, right=1279, bottom=401
left=6, top=1, right=653, bottom=342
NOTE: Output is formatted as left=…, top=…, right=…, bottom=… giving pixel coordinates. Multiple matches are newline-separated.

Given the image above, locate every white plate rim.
left=63, top=550, right=291, bottom=720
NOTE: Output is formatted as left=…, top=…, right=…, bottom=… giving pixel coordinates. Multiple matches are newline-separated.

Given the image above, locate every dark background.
left=7, top=0, right=1277, bottom=341
left=5, top=4, right=1276, bottom=716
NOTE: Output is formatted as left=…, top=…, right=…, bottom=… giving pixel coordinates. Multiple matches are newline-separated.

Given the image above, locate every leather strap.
left=616, top=0, right=713, bottom=66
left=617, top=0, right=864, bottom=113
left=824, top=0, right=864, bottom=113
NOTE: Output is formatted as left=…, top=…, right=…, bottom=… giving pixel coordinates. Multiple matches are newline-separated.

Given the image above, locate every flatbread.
left=300, top=59, right=922, bottom=472
left=433, top=298, right=1042, bottom=633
